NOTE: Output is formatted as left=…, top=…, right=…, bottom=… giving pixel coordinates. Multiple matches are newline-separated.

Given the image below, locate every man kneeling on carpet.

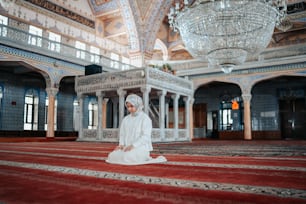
left=106, top=94, right=167, bottom=165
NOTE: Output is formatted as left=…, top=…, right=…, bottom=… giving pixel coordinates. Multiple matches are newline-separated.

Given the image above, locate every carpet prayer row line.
left=0, top=141, right=305, bottom=204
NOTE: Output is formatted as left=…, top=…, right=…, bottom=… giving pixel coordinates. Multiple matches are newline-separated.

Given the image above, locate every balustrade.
left=0, top=24, right=135, bottom=71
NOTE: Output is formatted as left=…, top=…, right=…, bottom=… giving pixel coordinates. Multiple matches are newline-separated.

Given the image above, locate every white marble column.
left=172, top=93, right=180, bottom=140
left=184, top=96, right=191, bottom=140
left=189, top=98, right=195, bottom=140
left=141, top=86, right=151, bottom=115
left=242, top=93, right=252, bottom=140
left=77, top=93, right=84, bottom=140
left=111, top=97, right=119, bottom=128
left=96, top=91, right=104, bottom=140
left=46, top=87, right=58, bottom=139
left=165, top=99, right=169, bottom=128
left=158, top=90, right=167, bottom=140
left=117, top=89, right=126, bottom=126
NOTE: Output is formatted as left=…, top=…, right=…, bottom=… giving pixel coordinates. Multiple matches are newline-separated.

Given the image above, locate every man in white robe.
left=106, top=94, right=167, bottom=165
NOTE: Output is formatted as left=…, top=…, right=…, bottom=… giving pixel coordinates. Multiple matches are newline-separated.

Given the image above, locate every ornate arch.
left=118, top=0, right=172, bottom=54
left=251, top=70, right=306, bottom=87
left=154, top=38, right=169, bottom=60
left=117, top=0, right=140, bottom=51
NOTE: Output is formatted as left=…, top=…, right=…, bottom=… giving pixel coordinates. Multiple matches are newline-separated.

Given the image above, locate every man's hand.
left=124, top=145, right=134, bottom=152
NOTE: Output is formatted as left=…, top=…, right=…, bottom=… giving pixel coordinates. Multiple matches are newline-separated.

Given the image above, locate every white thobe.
left=119, top=111, right=153, bottom=151
left=106, top=111, right=166, bottom=165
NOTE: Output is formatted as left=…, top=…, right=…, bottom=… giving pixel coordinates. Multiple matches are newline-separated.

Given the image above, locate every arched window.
left=219, top=96, right=243, bottom=131
left=220, top=101, right=233, bottom=130
left=0, top=85, right=2, bottom=101
left=44, top=96, right=57, bottom=131
left=0, top=85, right=3, bottom=129
left=88, top=98, right=98, bottom=129
left=24, top=89, right=39, bottom=130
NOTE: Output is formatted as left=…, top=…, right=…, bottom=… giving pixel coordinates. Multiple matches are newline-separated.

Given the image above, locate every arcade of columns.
left=191, top=60, right=306, bottom=140
left=2, top=45, right=305, bottom=141
left=38, top=60, right=306, bottom=142
left=2, top=0, right=306, bottom=141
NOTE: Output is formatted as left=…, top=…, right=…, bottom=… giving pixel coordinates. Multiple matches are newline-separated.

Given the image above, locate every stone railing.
left=146, top=68, right=193, bottom=95
left=0, top=24, right=135, bottom=72
left=102, top=129, right=119, bottom=142
left=80, top=129, right=97, bottom=142
left=80, top=128, right=189, bottom=143
left=75, top=67, right=193, bottom=95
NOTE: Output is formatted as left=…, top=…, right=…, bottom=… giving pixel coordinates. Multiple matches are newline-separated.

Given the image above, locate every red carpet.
left=0, top=140, right=306, bottom=203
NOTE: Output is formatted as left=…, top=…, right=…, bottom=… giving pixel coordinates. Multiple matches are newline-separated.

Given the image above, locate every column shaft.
left=141, top=86, right=151, bottom=115
left=117, top=89, right=127, bottom=126
left=184, top=96, right=191, bottom=140
left=78, top=94, right=84, bottom=140
left=96, top=92, right=104, bottom=140
left=102, top=98, right=109, bottom=129
left=242, top=94, right=252, bottom=140
left=158, top=90, right=166, bottom=140
left=172, top=94, right=180, bottom=139
left=189, top=98, right=194, bottom=140
left=46, top=88, right=58, bottom=138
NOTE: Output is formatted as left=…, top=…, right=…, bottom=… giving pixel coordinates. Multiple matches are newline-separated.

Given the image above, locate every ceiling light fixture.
left=168, top=0, right=287, bottom=73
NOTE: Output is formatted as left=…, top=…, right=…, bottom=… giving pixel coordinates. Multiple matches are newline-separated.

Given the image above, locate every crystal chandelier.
left=168, top=0, right=287, bottom=73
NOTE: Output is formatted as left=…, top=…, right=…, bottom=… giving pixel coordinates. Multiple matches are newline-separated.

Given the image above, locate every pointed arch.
left=118, top=0, right=172, bottom=54
left=154, top=38, right=169, bottom=61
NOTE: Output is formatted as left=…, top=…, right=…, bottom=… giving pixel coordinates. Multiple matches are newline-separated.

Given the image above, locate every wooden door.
left=193, top=103, right=207, bottom=128
left=279, top=98, right=306, bottom=139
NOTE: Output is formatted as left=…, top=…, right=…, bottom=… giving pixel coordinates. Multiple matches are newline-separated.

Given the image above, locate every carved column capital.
left=242, top=94, right=252, bottom=102
left=171, top=93, right=180, bottom=100
left=190, top=97, right=195, bottom=104
left=96, top=91, right=105, bottom=97
left=103, top=98, right=109, bottom=104
left=46, top=87, right=58, bottom=97
left=117, top=89, right=127, bottom=97
left=141, top=85, right=151, bottom=94
left=183, top=96, right=191, bottom=103
left=157, top=90, right=167, bottom=96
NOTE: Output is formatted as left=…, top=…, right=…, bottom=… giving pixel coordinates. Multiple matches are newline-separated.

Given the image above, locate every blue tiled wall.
left=0, top=71, right=76, bottom=131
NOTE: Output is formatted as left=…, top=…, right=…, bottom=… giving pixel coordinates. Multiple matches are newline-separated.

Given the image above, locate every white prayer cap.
left=125, top=94, right=143, bottom=110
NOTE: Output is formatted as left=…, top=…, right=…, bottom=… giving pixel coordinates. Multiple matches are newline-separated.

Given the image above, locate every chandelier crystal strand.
left=168, top=0, right=287, bottom=73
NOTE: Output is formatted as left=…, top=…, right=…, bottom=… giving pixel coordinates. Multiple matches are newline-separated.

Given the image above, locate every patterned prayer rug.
left=0, top=140, right=305, bottom=204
